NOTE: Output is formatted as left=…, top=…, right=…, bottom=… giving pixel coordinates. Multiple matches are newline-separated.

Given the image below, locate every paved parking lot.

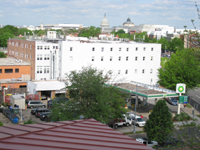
left=0, top=98, right=178, bottom=127
left=129, top=98, right=178, bottom=118
left=0, top=100, right=49, bottom=125
left=116, top=124, right=143, bottom=133
left=0, top=113, right=14, bottom=126
left=23, top=99, right=49, bottom=123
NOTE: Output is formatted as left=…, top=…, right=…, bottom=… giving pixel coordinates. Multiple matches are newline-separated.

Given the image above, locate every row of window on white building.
left=37, top=66, right=50, bottom=74
left=89, top=56, right=154, bottom=61
left=69, top=47, right=154, bottom=52
left=37, top=54, right=50, bottom=60
left=118, top=69, right=153, bottom=74
left=37, top=45, right=58, bottom=50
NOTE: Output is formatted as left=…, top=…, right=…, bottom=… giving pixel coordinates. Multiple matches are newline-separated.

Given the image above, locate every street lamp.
left=133, top=85, right=138, bottom=134
left=3, top=87, right=8, bottom=103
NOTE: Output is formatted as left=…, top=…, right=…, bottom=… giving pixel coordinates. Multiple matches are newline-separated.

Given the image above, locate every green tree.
left=0, top=52, right=6, bottom=58
left=117, top=29, right=125, bottom=34
left=168, top=37, right=184, bottom=52
left=144, top=100, right=173, bottom=145
left=34, top=29, right=47, bottom=36
left=3, top=25, right=18, bottom=35
left=158, top=49, right=200, bottom=91
left=78, top=26, right=101, bottom=38
left=0, top=31, right=14, bottom=47
left=49, top=29, right=64, bottom=35
left=158, top=37, right=168, bottom=50
left=51, top=66, right=127, bottom=124
left=18, top=28, right=33, bottom=36
left=66, top=29, right=79, bottom=34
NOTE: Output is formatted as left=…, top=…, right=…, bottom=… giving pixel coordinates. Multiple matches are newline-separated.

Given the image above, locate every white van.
left=133, top=116, right=146, bottom=127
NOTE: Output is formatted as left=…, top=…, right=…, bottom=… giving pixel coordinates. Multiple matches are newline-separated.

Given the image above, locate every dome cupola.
left=100, top=14, right=109, bottom=28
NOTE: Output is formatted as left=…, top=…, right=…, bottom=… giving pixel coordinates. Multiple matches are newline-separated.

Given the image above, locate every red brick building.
left=7, top=39, right=36, bottom=80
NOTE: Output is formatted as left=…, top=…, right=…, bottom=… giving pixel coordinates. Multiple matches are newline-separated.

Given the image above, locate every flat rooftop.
left=0, top=57, right=30, bottom=66
left=107, top=81, right=178, bottom=99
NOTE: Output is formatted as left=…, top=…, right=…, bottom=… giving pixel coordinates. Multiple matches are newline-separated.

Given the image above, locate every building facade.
left=7, top=39, right=59, bottom=81
left=7, top=39, right=36, bottom=79
left=59, top=40, right=161, bottom=85
left=0, top=57, right=30, bottom=89
left=7, top=37, right=161, bottom=85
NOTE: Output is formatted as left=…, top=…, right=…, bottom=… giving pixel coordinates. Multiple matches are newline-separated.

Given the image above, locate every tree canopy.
left=50, top=66, right=127, bottom=124
left=78, top=26, right=101, bottom=38
left=18, top=28, right=33, bottom=36
left=158, top=49, right=200, bottom=91
left=167, top=37, right=184, bottom=52
left=34, top=29, right=47, bottom=36
left=144, top=100, right=173, bottom=145
left=0, top=31, right=14, bottom=47
left=0, top=52, right=6, bottom=58
left=3, top=25, right=18, bottom=36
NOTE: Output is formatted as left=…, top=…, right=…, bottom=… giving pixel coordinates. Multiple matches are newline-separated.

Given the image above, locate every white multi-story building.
left=8, top=36, right=161, bottom=85
left=35, top=41, right=59, bottom=81
left=59, top=39, right=161, bottom=85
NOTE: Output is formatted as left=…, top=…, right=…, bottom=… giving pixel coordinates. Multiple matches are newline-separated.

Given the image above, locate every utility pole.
left=133, top=85, right=138, bottom=133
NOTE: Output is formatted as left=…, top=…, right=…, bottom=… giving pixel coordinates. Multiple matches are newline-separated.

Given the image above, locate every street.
left=128, top=133, right=147, bottom=139
left=187, top=87, right=200, bottom=103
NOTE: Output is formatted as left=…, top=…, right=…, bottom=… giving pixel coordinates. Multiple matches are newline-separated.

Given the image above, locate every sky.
left=0, top=0, right=200, bottom=29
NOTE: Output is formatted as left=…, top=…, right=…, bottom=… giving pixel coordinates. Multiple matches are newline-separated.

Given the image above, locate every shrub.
left=24, top=119, right=35, bottom=124
left=0, top=121, right=3, bottom=126
left=173, top=113, right=191, bottom=121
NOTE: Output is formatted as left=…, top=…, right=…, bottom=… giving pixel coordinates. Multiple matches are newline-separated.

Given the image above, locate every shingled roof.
left=0, top=118, right=153, bottom=150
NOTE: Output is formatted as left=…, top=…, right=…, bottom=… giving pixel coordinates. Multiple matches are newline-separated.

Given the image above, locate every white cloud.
left=0, top=0, right=199, bottom=28
left=127, top=12, right=140, bottom=16
left=167, top=16, right=183, bottom=20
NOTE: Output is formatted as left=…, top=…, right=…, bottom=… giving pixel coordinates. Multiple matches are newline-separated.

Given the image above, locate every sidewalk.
left=181, top=107, right=200, bottom=124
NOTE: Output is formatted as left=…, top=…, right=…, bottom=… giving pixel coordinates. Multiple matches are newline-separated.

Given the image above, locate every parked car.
left=45, top=114, right=51, bottom=122
left=165, top=97, right=178, bottom=106
left=35, top=108, right=51, bottom=118
left=31, top=108, right=39, bottom=115
left=39, top=112, right=51, bottom=121
left=27, top=100, right=46, bottom=108
left=133, top=116, right=146, bottom=127
left=136, top=138, right=158, bottom=148
left=40, top=95, right=47, bottom=100
left=47, top=97, right=69, bottom=109
left=168, top=97, right=178, bottom=105
left=163, top=137, right=184, bottom=146
left=47, top=100, right=53, bottom=109
left=108, top=116, right=132, bottom=129
left=127, top=112, right=141, bottom=119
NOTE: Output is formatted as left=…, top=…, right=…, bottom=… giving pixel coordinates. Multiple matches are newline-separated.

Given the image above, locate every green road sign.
left=179, top=96, right=188, bottom=104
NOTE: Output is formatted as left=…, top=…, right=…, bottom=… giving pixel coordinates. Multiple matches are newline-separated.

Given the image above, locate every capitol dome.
left=100, top=14, right=109, bottom=28
left=123, top=17, right=134, bottom=27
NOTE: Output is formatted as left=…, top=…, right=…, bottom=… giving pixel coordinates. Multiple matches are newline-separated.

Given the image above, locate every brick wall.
left=0, top=65, right=30, bottom=79
left=0, top=82, right=27, bottom=89
left=7, top=39, right=36, bottom=80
